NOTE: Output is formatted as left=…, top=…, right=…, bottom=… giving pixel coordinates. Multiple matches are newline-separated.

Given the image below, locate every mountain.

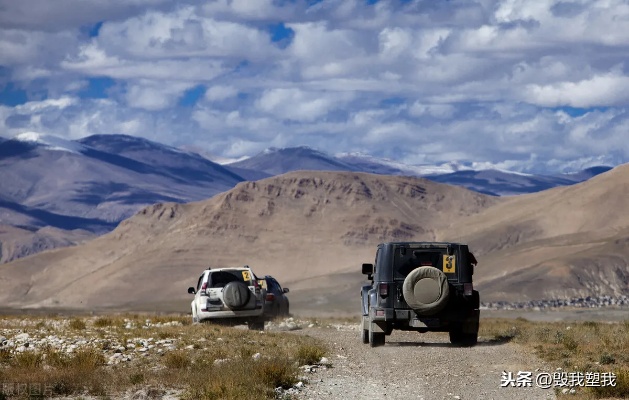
left=1, top=165, right=627, bottom=311
left=0, top=224, right=93, bottom=264
left=0, top=171, right=497, bottom=310
left=555, top=166, right=613, bottom=183
left=232, top=147, right=612, bottom=196
left=423, top=169, right=572, bottom=196
left=0, top=133, right=247, bottom=263
left=0, top=133, right=244, bottom=227
left=227, top=146, right=359, bottom=176
left=78, top=134, right=244, bottom=185
left=443, top=164, right=629, bottom=301
left=337, top=153, right=471, bottom=176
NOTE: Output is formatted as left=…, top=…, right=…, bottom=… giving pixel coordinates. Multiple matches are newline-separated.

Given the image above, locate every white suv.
left=188, top=266, right=266, bottom=330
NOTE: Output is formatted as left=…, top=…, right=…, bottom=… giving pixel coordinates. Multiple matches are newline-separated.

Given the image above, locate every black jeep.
left=360, top=242, right=480, bottom=347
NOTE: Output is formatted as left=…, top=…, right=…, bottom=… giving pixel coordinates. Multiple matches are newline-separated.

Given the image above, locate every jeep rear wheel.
left=368, top=322, right=385, bottom=347
left=449, top=316, right=479, bottom=347
left=361, top=316, right=369, bottom=344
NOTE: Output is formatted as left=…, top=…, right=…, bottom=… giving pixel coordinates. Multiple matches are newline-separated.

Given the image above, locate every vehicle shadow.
left=387, top=335, right=514, bottom=348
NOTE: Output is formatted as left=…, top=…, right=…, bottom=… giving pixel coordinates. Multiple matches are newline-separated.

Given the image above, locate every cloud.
left=1, top=0, right=629, bottom=173
left=205, top=85, right=238, bottom=102
left=523, top=71, right=629, bottom=108
left=255, top=88, right=354, bottom=122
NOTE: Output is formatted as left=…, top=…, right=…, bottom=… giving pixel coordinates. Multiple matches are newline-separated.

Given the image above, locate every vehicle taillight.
left=266, top=293, right=275, bottom=301
left=200, top=282, right=207, bottom=295
left=379, top=283, right=389, bottom=298
left=464, top=283, right=473, bottom=296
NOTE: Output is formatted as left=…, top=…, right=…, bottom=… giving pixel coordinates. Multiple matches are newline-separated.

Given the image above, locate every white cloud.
left=125, top=80, right=196, bottom=110
left=255, top=88, right=354, bottom=122
left=2, top=0, right=629, bottom=172
left=523, top=71, right=629, bottom=107
left=205, top=85, right=238, bottom=102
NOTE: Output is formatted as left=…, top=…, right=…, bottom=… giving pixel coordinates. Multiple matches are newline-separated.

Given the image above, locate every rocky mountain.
left=445, top=163, right=629, bottom=301
left=1, top=165, right=627, bottom=311
left=0, top=223, right=94, bottom=264
left=0, top=133, right=247, bottom=263
left=0, top=133, right=244, bottom=229
left=0, top=171, right=497, bottom=310
left=229, top=147, right=612, bottom=196
left=227, top=147, right=359, bottom=176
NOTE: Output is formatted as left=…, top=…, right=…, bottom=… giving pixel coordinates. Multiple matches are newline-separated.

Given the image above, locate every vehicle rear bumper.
left=198, top=307, right=264, bottom=321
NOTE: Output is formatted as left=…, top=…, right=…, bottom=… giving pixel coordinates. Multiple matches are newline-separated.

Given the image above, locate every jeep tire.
left=449, top=312, right=479, bottom=347
left=361, top=316, right=369, bottom=344
left=402, top=266, right=450, bottom=315
left=368, top=319, right=385, bottom=347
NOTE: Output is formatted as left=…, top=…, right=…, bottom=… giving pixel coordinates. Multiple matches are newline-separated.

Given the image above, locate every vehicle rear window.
left=207, top=270, right=252, bottom=288
left=394, top=250, right=445, bottom=280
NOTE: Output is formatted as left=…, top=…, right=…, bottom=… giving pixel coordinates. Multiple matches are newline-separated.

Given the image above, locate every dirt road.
left=293, top=325, right=556, bottom=400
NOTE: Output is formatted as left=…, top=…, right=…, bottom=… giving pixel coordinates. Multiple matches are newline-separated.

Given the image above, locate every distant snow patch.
left=14, top=132, right=86, bottom=154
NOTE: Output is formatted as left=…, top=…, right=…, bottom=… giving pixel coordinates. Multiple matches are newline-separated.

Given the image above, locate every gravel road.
left=293, top=325, right=557, bottom=400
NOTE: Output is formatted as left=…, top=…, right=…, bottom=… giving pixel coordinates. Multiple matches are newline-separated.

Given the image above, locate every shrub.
left=588, top=368, right=629, bottom=399
left=163, top=351, right=191, bottom=369
left=600, top=353, right=616, bottom=365
left=295, top=344, right=326, bottom=365
left=255, top=358, right=298, bottom=389
left=93, top=317, right=113, bottom=327
left=11, top=351, right=43, bottom=369
left=68, top=319, right=86, bottom=330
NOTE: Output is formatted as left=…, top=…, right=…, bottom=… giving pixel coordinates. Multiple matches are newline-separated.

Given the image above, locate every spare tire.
left=402, top=266, right=450, bottom=315
left=223, top=281, right=251, bottom=309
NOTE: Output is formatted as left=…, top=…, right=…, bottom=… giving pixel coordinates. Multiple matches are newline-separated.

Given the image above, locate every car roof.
left=380, top=241, right=464, bottom=246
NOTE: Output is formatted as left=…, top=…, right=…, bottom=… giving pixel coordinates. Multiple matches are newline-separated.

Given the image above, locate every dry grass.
left=481, top=318, right=629, bottom=399
left=0, top=314, right=326, bottom=399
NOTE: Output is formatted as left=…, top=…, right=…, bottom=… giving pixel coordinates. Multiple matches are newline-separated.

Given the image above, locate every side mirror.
left=187, top=287, right=196, bottom=295
left=362, top=263, right=374, bottom=275
left=283, top=288, right=290, bottom=293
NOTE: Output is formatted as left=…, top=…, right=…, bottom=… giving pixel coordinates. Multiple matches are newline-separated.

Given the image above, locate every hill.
left=443, top=164, right=629, bottom=301
left=0, top=171, right=496, bottom=310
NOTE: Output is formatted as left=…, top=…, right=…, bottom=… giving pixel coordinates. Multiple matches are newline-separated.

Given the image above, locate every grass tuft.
left=68, top=318, right=86, bottom=330
left=296, top=343, right=326, bottom=365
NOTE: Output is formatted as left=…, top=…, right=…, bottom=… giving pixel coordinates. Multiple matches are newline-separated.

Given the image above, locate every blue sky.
left=1, top=0, right=628, bottom=173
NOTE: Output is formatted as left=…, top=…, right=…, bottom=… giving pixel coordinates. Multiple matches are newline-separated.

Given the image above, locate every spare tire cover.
left=402, top=266, right=450, bottom=315
left=223, top=281, right=251, bottom=309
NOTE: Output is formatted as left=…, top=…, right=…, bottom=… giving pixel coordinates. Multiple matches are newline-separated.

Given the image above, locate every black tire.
left=192, top=308, right=199, bottom=324
left=284, top=300, right=290, bottom=317
left=248, top=319, right=265, bottom=331
left=223, top=281, right=251, bottom=309
left=369, top=321, right=385, bottom=347
left=449, top=321, right=478, bottom=347
left=402, top=266, right=450, bottom=315
left=361, top=316, right=369, bottom=344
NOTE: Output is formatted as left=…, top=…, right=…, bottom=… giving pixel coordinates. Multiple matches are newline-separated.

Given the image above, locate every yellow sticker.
left=443, top=255, right=456, bottom=274
left=241, top=270, right=251, bottom=281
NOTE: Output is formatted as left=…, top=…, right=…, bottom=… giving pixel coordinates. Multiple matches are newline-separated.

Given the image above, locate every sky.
left=1, top=0, right=628, bottom=173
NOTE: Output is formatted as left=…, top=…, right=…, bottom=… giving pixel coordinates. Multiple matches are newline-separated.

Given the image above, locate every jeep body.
left=360, top=242, right=480, bottom=347
left=188, top=267, right=266, bottom=330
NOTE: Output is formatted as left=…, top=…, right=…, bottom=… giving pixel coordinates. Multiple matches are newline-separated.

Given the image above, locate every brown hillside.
left=442, top=164, right=629, bottom=301
left=0, top=171, right=496, bottom=310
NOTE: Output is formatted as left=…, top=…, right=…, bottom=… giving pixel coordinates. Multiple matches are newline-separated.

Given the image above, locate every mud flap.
left=370, top=320, right=386, bottom=333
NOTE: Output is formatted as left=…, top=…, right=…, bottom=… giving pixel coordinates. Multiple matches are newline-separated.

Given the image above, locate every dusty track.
left=294, top=326, right=556, bottom=400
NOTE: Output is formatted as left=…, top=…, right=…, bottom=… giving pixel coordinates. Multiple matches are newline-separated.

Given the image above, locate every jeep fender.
left=361, top=284, right=372, bottom=316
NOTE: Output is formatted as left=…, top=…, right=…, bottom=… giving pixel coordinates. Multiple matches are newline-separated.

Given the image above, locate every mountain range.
left=0, top=165, right=626, bottom=312
left=0, top=133, right=614, bottom=266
